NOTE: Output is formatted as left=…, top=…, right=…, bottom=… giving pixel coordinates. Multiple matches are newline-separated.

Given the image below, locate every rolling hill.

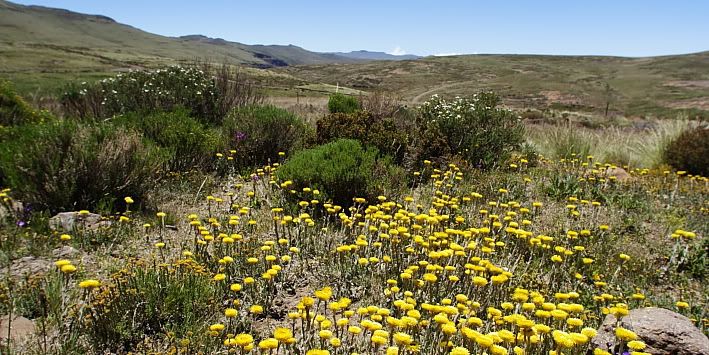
left=0, top=0, right=364, bottom=92
left=280, top=52, right=709, bottom=118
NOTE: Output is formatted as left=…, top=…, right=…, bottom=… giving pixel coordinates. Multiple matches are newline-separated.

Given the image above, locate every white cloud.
left=433, top=52, right=462, bottom=57
left=389, top=46, right=406, bottom=55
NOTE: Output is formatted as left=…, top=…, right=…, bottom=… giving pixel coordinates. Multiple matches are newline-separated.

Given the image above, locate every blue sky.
left=12, top=0, right=709, bottom=57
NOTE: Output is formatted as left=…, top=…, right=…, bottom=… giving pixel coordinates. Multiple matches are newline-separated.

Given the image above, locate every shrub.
left=0, top=121, right=166, bottom=212
left=663, top=125, right=709, bottom=176
left=327, top=93, right=361, bottom=114
left=82, top=260, right=219, bottom=352
left=316, top=110, right=408, bottom=163
left=415, top=93, right=524, bottom=169
left=114, top=109, right=223, bottom=171
left=276, top=139, right=404, bottom=207
left=223, top=105, right=312, bottom=169
left=61, top=64, right=262, bottom=125
left=0, top=79, right=50, bottom=126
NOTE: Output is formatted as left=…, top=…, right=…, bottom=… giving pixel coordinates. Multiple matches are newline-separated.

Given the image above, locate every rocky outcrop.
left=592, top=307, right=709, bottom=355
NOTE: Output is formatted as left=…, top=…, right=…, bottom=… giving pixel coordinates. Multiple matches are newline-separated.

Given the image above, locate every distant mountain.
left=331, top=50, right=421, bottom=61
left=0, top=0, right=359, bottom=73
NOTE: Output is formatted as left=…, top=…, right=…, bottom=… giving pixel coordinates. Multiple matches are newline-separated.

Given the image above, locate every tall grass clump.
left=0, top=121, right=166, bottom=212
left=113, top=109, right=224, bottom=171
left=276, top=139, right=404, bottom=206
left=415, top=93, right=524, bottom=169
left=61, top=64, right=262, bottom=125
left=223, top=105, right=312, bottom=169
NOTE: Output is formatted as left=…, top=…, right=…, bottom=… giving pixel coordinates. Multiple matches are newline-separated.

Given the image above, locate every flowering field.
left=2, top=151, right=706, bottom=355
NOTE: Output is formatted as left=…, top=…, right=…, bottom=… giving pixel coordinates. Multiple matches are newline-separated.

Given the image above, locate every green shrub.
left=316, top=110, right=408, bottom=163
left=415, top=93, right=524, bottom=169
left=0, top=79, right=50, bottom=126
left=0, top=121, right=166, bottom=212
left=664, top=125, right=709, bottom=176
left=223, top=105, right=312, bottom=168
left=114, top=110, right=223, bottom=171
left=82, top=260, right=219, bottom=352
left=327, top=93, right=361, bottom=114
left=61, top=65, right=262, bottom=125
left=277, top=139, right=404, bottom=206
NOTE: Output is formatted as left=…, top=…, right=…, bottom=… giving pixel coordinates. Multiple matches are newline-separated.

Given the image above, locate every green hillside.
left=0, top=0, right=356, bottom=93
left=280, top=52, right=709, bottom=118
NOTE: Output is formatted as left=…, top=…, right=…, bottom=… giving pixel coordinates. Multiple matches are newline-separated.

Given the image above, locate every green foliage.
left=277, top=139, right=404, bottom=206
left=82, top=260, right=219, bottom=352
left=223, top=105, right=312, bottom=168
left=544, top=173, right=581, bottom=199
left=316, top=110, right=408, bottom=163
left=114, top=109, right=223, bottom=171
left=664, top=125, right=709, bottom=176
left=0, top=121, right=166, bottom=213
left=327, top=93, right=361, bottom=114
left=0, top=79, right=50, bottom=126
left=416, top=93, right=524, bottom=169
left=61, top=65, right=262, bottom=125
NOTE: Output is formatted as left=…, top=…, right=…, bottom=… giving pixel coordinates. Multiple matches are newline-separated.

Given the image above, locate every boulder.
left=48, top=211, right=111, bottom=231
left=591, top=307, right=709, bottom=355
left=606, top=167, right=632, bottom=181
left=0, top=316, right=35, bottom=342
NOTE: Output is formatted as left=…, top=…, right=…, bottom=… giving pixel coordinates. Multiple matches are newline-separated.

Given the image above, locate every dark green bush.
left=114, top=109, right=223, bottom=171
left=316, top=110, right=408, bottom=163
left=415, top=93, right=525, bottom=169
left=61, top=64, right=262, bottom=125
left=327, top=93, right=361, bottom=114
left=0, top=79, right=50, bottom=126
left=223, top=105, right=312, bottom=168
left=0, top=121, right=166, bottom=212
left=277, top=139, right=404, bottom=206
left=664, top=125, right=709, bottom=176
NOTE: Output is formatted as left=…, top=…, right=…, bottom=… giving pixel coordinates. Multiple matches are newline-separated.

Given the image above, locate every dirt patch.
left=663, top=98, right=709, bottom=110
left=389, top=68, right=410, bottom=75
left=664, top=80, right=709, bottom=89
left=539, top=90, right=582, bottom=106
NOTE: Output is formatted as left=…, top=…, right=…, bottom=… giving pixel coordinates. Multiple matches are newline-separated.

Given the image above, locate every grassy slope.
left=280, top=52, right=709, bottom=118
left=0, top=0, right=354, bottom=93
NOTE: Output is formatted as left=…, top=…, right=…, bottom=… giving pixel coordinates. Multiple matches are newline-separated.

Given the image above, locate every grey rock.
left=52, top=245, right=80, bottom=258
left=592, top=307, right=709, bottom=355
left=48, top=211, right=111, bottom=231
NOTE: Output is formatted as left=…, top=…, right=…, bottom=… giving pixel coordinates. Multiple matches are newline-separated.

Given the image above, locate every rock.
left=591, top=307, right=709, bottom=355
left=1, top=256, right=51, bottom=278
left=0, top=316, right=35, bottom=343
left=0, top=199, right=23, bottom=223
left=606, top=167, right=632, bottom=181
left=48, top=211, right=111, bottom=232
left=52, top=245, right=80, bottom=258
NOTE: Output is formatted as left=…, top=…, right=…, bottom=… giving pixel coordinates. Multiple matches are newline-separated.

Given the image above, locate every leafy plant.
left=316, top=110, right=408, bottom=163
left=223, top=105, right=312, bottom=169
left=114, top=109, right=223, bottom=171
left=0, top=121, right=166, bottom=212
left=327, top=93, right=360, bottom=114
left=61, top=64, right=262, bottom=125
left=664, top=125, right=709, bottom=176
left=0, top=79, right=50, bottom=126
left=276, top=139, right=404, bottom=206
left=82, top=260, right=219, bottom=352
left=415, top=93, right=524, bottom=169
